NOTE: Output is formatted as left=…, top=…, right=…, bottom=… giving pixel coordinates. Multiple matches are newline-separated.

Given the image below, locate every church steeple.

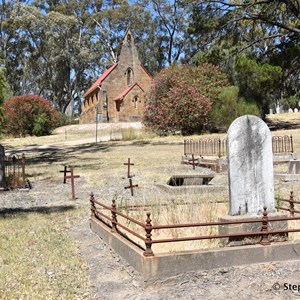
left=118, top=30, right=141, bottom=66
left=122, top=28, right=134, bottom=46
left=118, top=29, right=142, bottom=87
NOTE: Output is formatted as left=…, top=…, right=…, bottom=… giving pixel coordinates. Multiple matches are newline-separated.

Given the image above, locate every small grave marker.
left=63, top=166, right=80, bottom=201
left=188, top=154, right=197, bottom=170
left=124, top=178, right=138, bottom=196
left=60, top=165, right=71, bottom=184
left=124, top=158, right=134, bottom=178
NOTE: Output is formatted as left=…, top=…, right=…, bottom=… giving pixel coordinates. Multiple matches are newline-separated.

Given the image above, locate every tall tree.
left=188, top=0, right=299, bottom=55
left=136, top=0, right=194, bottom=66
left=234, top=56, right=282, bottom=115
left=11, top=4, right=99, bottom=114
left=0, top=0, right=30, bottom=96
left=188, top=0, right=299, bottom=111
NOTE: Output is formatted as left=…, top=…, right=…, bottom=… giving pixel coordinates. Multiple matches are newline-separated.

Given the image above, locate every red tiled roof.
left=84, top=63, right=118, bottom=97
left=114, top=82, right=144, bottom=101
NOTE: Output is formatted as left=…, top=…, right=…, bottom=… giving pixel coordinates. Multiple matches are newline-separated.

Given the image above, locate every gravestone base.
left=156, top=183, right=225, bottom=195
left=182, top=155, right=227, bottom=173
left=218, top=213, right=288, bottom=247
left=274, top=173, right=300, bottom=182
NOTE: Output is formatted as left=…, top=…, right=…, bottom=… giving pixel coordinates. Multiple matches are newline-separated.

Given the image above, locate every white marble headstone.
left=227, top=115, right=275, bottom=215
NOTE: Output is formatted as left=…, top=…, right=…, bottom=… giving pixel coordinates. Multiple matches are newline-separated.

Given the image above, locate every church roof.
left=114, top=83, right=144, bottom=101
left=84, top=63, right=118, bottom=97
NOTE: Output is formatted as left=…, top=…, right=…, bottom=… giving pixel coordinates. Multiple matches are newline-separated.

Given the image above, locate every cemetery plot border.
left=183, top=135, right=294, bottom=164
left=90, top=192, right=300, bottom=257
left=4, top=153, right=27, bottom=189
left=182, top=135, right=294, bottom=173
left=90, top=192, right=300, bottom=284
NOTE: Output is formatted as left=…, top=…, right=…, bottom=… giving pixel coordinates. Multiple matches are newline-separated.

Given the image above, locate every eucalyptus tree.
left=0, top=0, right=30, bottom=96
left=188, top=0, right=299, bottom=53
left=0, top=65, right=6, bottom=106
left=135, top=0, right=194, bottom=66
left=9, top=4, right=99, bottom=114
left=187, top=0, right=300, bottom=111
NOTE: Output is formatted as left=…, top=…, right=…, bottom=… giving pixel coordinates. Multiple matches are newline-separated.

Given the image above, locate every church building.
left=80, top=30, right=152, bottom=123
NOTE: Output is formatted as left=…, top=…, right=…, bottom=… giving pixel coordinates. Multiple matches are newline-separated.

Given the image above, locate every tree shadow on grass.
left=0, top=204, right=76, bottom=217
left=5, top=140, right=183, bottom=170
left=266, top=119, right=300, bottom=131
left=6, top=143, right=110, bottom=167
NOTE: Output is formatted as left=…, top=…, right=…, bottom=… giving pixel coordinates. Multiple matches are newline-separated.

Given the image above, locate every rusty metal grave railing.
left=276, top=191, right=300, bottom=216
left=184, top=135, right=294, bottom=157
left=272, top=135, right=294, bottom=155
left=4, top=153, right=26, bottom=189
left=90, top=192, right=300, bottom=257
left=184, top=138, right=227, bottom=158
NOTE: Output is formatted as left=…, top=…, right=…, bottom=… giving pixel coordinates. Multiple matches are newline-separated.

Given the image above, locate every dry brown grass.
left=0, top=208, right=90, bottom=299
left=116, top=194, right=229, bottom=253
left=267, top=111, right=300, bottom=125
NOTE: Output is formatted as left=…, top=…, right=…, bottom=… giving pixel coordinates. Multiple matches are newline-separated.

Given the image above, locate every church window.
left=127, top=68, right=132, bottom=86
left=133, top=96, right=139, bottom=109
left=127, top=34, right=131, bottom=45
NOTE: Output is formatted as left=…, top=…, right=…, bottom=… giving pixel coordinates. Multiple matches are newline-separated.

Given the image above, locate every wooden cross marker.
left=189, top=154, right=197, bottom=170
left=64, top=167, right=80, bottom=201
left=124, top=158, right=134, bottom=178
left=60, top=165, right=71, bottom=184
left=124, top=178, right=138, bottom=196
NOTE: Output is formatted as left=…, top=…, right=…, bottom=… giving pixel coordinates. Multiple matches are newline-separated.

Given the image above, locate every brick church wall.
left=80, top=30, right=152, bottom=124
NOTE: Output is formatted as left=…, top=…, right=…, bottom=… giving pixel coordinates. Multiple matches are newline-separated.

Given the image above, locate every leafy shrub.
left=2, top=94, right=61, bottom=137
left=207, top=86, right=260, bottom=132
left=57, top=113, right=80, bottom=126
left=142, top=63, right=228, bottom=135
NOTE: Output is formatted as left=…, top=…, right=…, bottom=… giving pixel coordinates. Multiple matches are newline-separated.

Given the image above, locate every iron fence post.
left=260, top=207, right=271, bottom=246
left=289, top=191, right=295, bottom=216
left=144, top=212, right=154, bottom=257
left=111, top=199, right=118, bottom=232
left=21, top=153, right=25, bottom=186
left=90, top=193, right=96, bottom=217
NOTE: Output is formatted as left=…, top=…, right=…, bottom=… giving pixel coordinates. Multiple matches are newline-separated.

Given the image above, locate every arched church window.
left=133, top=96, right=139, bottom=109
left=127, top=34, right=131, bottom=45
left=127, top=68, right=132, bottom=86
